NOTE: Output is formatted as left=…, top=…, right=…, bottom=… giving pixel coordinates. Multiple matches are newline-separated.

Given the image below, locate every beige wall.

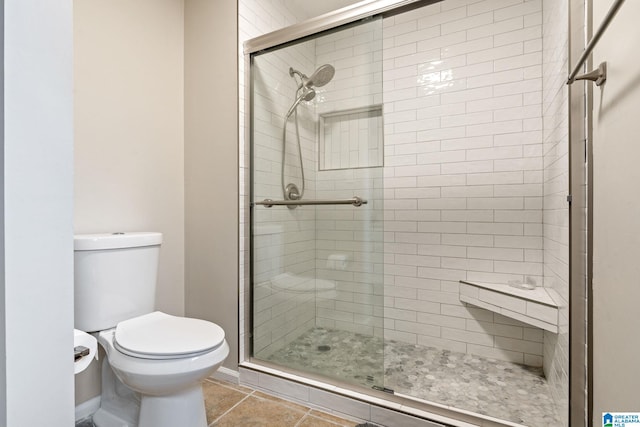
left=74, top=0, right=239, bottom=406
left=184, top=0, right=239, bottom=369
left=591, top=0, right=640, bottom=420
left=74, top=0, right=185, bottom=404
left=74, top=0, right=185, bottom=316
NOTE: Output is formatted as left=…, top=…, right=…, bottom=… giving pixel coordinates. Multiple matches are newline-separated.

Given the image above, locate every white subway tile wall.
left=541, top=0, right=569, bottom=424
left=240, top=0, right=567, bottom=402
left=312, top=18, right=385, bottom=337
left=252, top=37, right=325, bottom=356
left=239, top=0, right=318, bottom=358
left=378, top=0, right=547, bottom=366
left=319, top=107, right=384, bottom=170
left=247, top=7, right=385, bottom=356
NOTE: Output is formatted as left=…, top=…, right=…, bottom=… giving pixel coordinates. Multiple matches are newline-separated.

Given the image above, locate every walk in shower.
left=244, top=1, right=571, bottom=426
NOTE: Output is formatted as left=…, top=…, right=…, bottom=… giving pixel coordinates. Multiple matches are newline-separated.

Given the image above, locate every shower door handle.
left=253, top=196, right=367, bottom=208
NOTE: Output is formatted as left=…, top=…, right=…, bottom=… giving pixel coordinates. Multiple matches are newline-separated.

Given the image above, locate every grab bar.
left=567, top=0, right=625, bottom=85
left=254, top=196, right=367, bottom=208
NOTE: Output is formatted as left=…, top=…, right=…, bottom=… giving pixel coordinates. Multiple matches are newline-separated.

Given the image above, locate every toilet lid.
left=114, top=311, right=225, bottom=359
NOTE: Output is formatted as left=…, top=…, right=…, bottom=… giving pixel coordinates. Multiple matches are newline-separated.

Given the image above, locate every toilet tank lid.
left=74, top=232, right=162, bottom=251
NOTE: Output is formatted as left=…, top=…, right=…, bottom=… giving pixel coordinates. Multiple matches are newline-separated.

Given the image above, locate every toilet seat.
left=114, top=311, right=225, bottom=360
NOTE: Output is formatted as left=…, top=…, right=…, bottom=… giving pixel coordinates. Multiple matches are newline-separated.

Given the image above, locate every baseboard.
left=211, top=366, right=240, bottom=384
left=75, top=396, right=101, bottom=421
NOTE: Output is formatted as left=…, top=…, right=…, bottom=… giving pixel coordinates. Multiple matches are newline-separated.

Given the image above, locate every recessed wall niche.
left=318, top=105, right=383, bottom=170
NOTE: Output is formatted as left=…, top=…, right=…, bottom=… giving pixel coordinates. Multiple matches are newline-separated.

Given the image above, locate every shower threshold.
left=258, top=327, right=560, bottom=427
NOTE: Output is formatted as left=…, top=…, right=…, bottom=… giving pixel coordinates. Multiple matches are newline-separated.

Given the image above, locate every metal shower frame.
left=241, top=1, right=591, bottom=426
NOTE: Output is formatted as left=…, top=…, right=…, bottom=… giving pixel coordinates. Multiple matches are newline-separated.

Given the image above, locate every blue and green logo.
left=603, top=413, right=613, bottom=427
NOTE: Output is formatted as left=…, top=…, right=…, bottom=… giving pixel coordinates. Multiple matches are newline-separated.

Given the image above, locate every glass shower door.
left=250, top=16, right=385, bottom=390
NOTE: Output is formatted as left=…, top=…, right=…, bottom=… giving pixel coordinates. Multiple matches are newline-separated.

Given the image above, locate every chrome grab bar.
left=567, top=0, right=625, bottom=85
left=254, top=196, right=367, bottom=208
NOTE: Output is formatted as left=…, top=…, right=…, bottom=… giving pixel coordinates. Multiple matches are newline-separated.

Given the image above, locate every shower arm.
left=289, top=68, right=307, bottom=90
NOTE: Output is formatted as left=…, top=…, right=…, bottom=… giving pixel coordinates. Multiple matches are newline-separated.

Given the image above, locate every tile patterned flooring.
left=76, top=378, right=362, bottom=427
left=263, top=327, right=560, bottom=427
left=202, top=379, right=362, bottom=426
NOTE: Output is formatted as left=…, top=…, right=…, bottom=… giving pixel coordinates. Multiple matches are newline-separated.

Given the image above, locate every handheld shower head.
left=285, top=87, right=315, bottom=118
left=282, top=65, right=334, bottom=204
left=300, top=86, right=316, bottom=101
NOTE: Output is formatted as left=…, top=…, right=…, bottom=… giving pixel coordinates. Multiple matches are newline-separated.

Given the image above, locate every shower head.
left=307, top=64, right=335, bottom=87
left=289, top=64, right=335, bottom=89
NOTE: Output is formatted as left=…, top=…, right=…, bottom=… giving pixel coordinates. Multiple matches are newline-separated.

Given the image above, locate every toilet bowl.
left=73, top=232, right=229, bottom=427
left=94, top=311, right=229, bottom=427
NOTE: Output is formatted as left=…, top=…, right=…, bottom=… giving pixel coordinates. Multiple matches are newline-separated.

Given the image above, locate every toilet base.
left=93, top=356, right=209, bottom=427
left=93, top=357, right=140, bottom=427
left=139, top=385, right=207, bottom=427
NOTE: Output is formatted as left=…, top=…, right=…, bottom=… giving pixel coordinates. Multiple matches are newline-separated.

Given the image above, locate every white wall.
left=541, top=0, right=569, bottom=423
left=248, top=6, right=320, bottom=358
left=239, top=0, right=313, bottom=360
left=380, top=0, right=546, bottom=365
left=313, top=19, right=386, bottom=339
left=591, top=0, right=640, bottom=420
left=2, top=0, right=75, bottom=424
left=73, top=0, right=185, bottom=405
left=242, top=0, right=573, bottom=369
left=1, top=3, right=6, bottom=416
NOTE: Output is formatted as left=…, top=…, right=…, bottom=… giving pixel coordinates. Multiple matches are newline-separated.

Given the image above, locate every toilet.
left=74, top=232, right=229, bottom=427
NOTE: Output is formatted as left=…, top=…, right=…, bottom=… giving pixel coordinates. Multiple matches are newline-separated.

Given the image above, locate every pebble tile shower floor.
left=263, top=327, right=560, bottom=427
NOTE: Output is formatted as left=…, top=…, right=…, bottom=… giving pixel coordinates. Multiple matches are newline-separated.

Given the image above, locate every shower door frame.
left=242, top=0, right=436, bottom=375
left=240, top=1, right=589, bottom=426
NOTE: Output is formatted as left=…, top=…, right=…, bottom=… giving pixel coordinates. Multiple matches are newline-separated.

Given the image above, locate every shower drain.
left=317, top=345, right=331, bottom=352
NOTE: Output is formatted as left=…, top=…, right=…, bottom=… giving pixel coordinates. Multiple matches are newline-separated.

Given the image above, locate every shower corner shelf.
left=458, top=280, right=560, bottom=333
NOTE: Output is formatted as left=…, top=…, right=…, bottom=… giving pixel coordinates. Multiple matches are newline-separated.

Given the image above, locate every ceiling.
left=283, top=0, right=366, bottom=20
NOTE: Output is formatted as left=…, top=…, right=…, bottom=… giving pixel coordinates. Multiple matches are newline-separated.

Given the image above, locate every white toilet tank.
left=74, top=232, right=163, bottom=332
